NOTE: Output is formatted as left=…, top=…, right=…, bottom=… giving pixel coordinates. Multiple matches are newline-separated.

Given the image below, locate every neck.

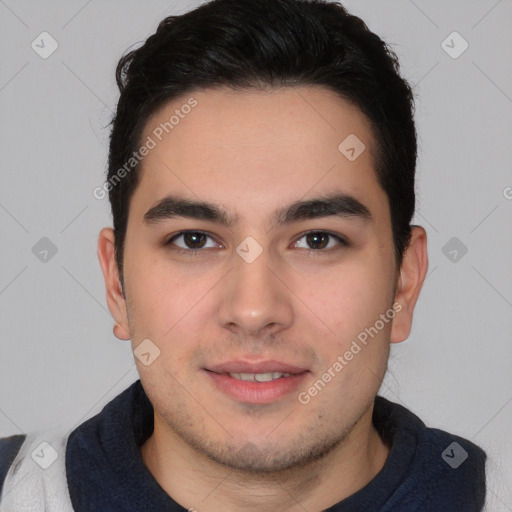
left=140, top=404, right=390, bottom=512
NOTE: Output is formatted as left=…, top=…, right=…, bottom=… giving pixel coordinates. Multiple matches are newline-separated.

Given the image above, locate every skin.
left=98, top=85, right=428, bottom=512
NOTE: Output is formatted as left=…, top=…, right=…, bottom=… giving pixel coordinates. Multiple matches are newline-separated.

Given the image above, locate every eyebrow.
left=143, top=193, right=372, bottom=228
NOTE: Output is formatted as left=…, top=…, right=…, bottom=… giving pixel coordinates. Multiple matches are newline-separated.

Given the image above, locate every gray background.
left=1, top=0, right=511, bottom=509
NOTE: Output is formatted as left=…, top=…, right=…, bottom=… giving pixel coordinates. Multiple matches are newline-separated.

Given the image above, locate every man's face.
left=119, top=86, right=400, bottom=471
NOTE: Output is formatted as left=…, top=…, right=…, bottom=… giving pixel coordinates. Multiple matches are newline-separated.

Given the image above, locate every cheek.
left=125, top=257, right=214, bottom=368
left=124, top=247, right=186, bottom=325
left=302, top=263, right=393, bottom=337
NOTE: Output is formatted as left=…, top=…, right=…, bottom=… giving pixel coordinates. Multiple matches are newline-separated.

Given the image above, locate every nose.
left=216, top=245, right=294, bottom=337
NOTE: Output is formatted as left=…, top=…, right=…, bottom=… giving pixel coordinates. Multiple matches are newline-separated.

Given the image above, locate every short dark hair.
left=108, top=0, right=417, bottom=285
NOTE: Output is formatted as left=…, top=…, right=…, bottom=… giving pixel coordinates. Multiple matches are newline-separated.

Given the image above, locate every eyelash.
left=164, top=230, right=349, bottom=256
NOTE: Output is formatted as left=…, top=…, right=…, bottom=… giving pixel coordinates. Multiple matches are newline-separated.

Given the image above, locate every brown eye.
left=293, top=231, right=348, bottom=251
left=166, top=231, right=218, bottom=251
left=182, top=232, right=207, bottom=249
left=306, top=232, right=329, bottom=249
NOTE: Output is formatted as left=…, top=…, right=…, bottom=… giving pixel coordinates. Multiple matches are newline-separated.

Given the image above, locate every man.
left=0, top=0, right=487, bottom=510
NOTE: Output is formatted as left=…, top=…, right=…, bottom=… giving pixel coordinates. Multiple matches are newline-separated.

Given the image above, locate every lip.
left=203, top=360, right=309, bottom=404
left=205, top=360, right=309, bottom=375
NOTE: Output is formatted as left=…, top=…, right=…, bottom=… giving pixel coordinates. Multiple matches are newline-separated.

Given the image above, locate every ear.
left=390, top=225, right=428, bottom=344
left=97, top=227, right=131, bottom=341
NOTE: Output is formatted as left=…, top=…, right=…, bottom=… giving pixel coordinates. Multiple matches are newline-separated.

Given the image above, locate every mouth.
left=203, top=360, right=310, bottom=404
left=222, top=371, right=294, bottom=382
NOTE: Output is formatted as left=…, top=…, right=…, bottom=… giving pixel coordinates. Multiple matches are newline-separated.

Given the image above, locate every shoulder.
left=0, top=428, right=74, bottom=511
left=0, top=434, right=26, bottom=494
left=412, top=427, right=486, bottom=511
left=374, top=397, right=487, bottom=511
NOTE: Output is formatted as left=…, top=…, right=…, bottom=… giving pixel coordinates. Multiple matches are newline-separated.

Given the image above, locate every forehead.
left=131, top=85, right=387, bottom=227
left=141, top=85, right=377, bottom=167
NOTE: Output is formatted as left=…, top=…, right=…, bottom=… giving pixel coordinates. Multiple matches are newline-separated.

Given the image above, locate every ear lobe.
left=97, top=227, right=131, bottom=341
left=390, top=226, right=428, bottom=344
left=114, top=323, right=131, bottom=340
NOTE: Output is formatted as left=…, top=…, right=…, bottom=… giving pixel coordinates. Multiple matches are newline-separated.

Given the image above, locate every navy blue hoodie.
left=0, top=380, right=486, bottom=511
